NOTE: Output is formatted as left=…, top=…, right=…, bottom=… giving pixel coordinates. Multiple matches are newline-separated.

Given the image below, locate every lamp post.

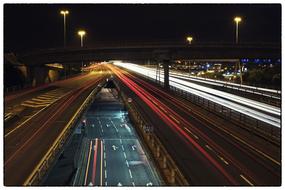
left=234, top=16, right=242, bottom=44
left=78, top=30, right=86, bottom=47
left=78, top=30, right=86, bottom=72
left=186, top=36, right=193, bottom=45
left=60, top=10, right=69, bottom=47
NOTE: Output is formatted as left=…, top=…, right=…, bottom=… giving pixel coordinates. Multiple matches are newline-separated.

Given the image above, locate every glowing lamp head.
left=234, top=17, right=242, bottom=23
left=60, top=10, right=69, bottom=15
left=78, top=30, right=86, bottom=37
left=186, top=36, right=193, bottom=43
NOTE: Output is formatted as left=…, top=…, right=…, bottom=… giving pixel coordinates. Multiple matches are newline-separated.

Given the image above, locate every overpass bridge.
left=17, top=43, right=280, bottom=65
left=9, top=42, right=281, bottom=88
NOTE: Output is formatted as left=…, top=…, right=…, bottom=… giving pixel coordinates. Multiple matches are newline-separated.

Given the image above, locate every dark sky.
left=4, top=4, right=281, bottom=52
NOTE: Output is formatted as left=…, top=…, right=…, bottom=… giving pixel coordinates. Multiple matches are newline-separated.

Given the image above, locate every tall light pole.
left=186, top=36, right=193, bottom=45
left=78, top=30, right=86, bottom=47
left=60, top=10, right=69, bottom=47
left=234, top=16, right=242, bottom=44
left=78, top=30, right=86, bottom=72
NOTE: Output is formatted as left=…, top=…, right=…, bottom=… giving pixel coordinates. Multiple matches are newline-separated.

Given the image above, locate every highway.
left=73, top=88, right=161, bottom=186
left=112, top=62, right=280, bottom=127
left=4, top=67, right=108, bottom=185
left=106, top=64, right=281, bottom=186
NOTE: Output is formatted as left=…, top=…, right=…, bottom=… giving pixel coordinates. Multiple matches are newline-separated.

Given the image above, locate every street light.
left=78, top=30, right=86, bottom=47
left=234, top=16, right=242, bottom=44
left=186, top=36, right=193, bottom=44
left=60, top=10, right=69, bottom=47
left=78, top=30, right=86, bottom=72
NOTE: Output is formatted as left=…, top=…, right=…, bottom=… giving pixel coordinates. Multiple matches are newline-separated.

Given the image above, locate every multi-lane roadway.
left=112, top=62, right=281, bottom=128
left=4, top=68, right=108, bottom=185
left=106, top=64, right=281, bottom=186
left=73, top=88, right=161, bottom=186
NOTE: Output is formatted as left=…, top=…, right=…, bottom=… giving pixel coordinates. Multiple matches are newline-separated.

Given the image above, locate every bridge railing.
left=23, top=81, right=105, bottom=186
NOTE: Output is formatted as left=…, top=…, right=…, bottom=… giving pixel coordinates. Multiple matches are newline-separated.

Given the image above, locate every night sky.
left=4, top=4, right=281, bottom=52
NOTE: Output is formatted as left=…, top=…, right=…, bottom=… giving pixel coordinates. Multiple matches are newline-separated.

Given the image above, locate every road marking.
left=84, top=141, right=93, bottom=186
left=92, top=139, right=98, bottom=185
left=121, top=145, right=125, bottom=151
left=126, top=160, right=129, bottom=167
left=100, top=140, right=103, bottom=186
left=104, top=160, right=107, bottom=167
left=146, top=182, right=153, bottom=186
left=159, top=106, right=167, bottom=113
left=101, top=128, right=104, bottom=133
left=205, top=144, right=213, bottom=151
left=104, top=152, right=106, bottom=159
left=21, top=103, right=49, bottom=108
left=132, top=182, right=135, bottom=186
left=128, top=169, right=133, bottom=178
left=169, top=114, right=180, bottom=124
left=31, top=98, right=54, bottom=103
left=105, top=181, right=108, bottom=186
left=131, top=145, right=136, bottom=150
left=112, top=145, right=118, bottom=150
left=240, top=174, right=254, bottom=186
left=123, top=152, right=127, bottom=159
left=105, top=169, right=107, bottom=178
left=218, top=156, right=229, bottom=165
left=184, top=127, right=199, bottom=139
left=120, top=139, right=123, bottom=144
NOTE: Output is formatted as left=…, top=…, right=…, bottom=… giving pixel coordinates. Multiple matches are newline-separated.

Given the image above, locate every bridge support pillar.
left=163, top=60, right=170, bottom=89
left=28, top=66, right=52, bottom=87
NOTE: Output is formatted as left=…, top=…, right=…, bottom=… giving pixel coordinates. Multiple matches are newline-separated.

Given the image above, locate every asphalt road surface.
left=4, top=69, right=107, bottom=185
left=73, top=88, right=161, bottom=186
left=106, top=64, right=280, bottom=186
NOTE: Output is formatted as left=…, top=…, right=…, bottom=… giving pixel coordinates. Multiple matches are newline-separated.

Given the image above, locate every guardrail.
left=23, top=81, right=105, bottom=186
left=113, top=80, right=189, bottom=186
left=134, top=71, right=281, bottom=146
left=168, top=85, right=280, bottom=145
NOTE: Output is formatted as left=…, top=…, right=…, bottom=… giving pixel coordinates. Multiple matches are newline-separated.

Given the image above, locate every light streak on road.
left=112, top=62, right=280, bottom=128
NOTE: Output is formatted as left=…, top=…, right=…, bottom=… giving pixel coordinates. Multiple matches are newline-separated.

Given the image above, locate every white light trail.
left=113, top=62, right=280, bottom=127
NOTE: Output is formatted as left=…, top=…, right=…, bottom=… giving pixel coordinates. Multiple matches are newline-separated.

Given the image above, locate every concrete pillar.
left=163, top=60, right=170, bottom=89
left=28, top=66, right=50, bottom=87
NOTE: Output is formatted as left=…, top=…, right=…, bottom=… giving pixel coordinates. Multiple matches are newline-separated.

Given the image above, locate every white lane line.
left=218, top=156, right=229, bottom=165
left=128, top=169, right=133, bottom=178
left=103, top=144, right=106, bottom=151
left=132, top=182, right=135, bottom=186
left=105, top=169, right=107, bottom=178
left=123, top=152, right=127, bottom=159
left=184, top=127, right=199, bottom=139
left=104, top=160, right=107, bottom=167
left=121, top=145, right=125, bottom=151
left=101, top=128, right=104, bottom=133
left=104, top=152, right=106, bottom=159
left=105, top=181, right=108, bottom=186
left=120, top=139, right=123, bottom=144
left=240, top=174, right=254, bottom=186
left=126, top=160, right=129, bottom=168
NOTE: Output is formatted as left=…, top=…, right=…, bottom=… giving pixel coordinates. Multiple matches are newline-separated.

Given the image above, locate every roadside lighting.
left=78, top=30, right=86, bottom=47
left=60, top=10, right=69, bottom=47
left=234, top=16, right=242, bottom=44
left=186, top=36, right=193, bottom=44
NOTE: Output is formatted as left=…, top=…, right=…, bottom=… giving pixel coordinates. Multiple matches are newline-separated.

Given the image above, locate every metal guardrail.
left=114, top=80, right=189, bottom=186
left=168, top=85, right=280, bottom=145
left=23, top=82, right=104, bottom=186
left=134, top=71, right=281, bottom=145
